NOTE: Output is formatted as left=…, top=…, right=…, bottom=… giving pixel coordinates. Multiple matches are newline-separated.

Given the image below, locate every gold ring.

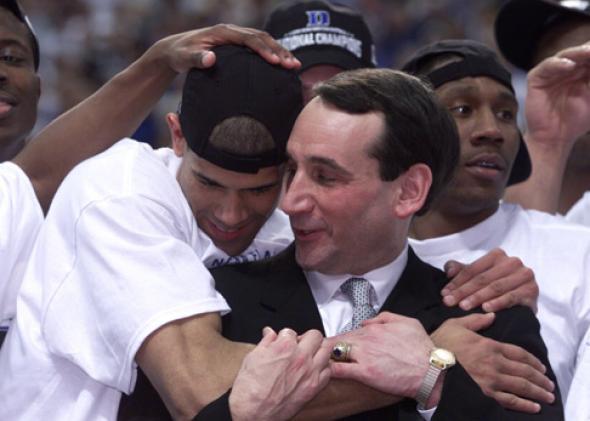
left=331, top=341, right=352, bottom=362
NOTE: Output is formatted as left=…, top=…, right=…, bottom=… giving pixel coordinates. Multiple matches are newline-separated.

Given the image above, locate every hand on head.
left=148, top=24, right=301, bottom=75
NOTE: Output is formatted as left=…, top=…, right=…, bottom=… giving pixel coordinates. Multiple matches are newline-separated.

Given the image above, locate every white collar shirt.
left=306, top=244, right=409, bottom=337
left=305, top=244, right=436, bottom=420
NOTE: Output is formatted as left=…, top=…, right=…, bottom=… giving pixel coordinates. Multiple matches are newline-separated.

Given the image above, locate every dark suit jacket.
left=119, top=245, right=563, bottom=420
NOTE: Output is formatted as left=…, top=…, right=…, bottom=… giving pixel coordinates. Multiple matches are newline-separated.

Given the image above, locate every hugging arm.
left=13, top=24, right=299, bottom=212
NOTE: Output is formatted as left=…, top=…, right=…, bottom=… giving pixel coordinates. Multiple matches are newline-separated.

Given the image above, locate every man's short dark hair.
left=208, top=116, right=275, bottom=157
left=315, top=68, right=460, bottom=214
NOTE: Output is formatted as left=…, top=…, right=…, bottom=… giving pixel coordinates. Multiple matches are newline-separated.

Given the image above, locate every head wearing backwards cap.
left=178, top=45, right=302, bottom=174
left=401, top=39, right=532, bottom=186
left=1, top=0, right=40, bottom=71
left=263, top=0, right=377, bottom=72
left=495, top=0, right=590, bottom=71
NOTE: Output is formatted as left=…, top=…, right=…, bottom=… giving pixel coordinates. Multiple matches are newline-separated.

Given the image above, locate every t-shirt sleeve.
left=565, top=327, right=590, bottom=420
left=40, top=194, right=229, bottom=393
left=565, top=192, right=590, bottom=227
left=0, top=162, right=43, bottom=326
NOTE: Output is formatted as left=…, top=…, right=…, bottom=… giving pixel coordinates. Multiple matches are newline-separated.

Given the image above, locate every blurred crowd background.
left=21, top=0, right=518, bottom=147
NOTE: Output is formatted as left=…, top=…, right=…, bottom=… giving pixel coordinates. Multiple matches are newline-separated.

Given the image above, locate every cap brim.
left=507, top=133, right=532, bottom=186
left=296, top=47, right=372, bottom=73
left=3, top=0, right=27, bottom=22
left=495, top=0, right=590, bottom=70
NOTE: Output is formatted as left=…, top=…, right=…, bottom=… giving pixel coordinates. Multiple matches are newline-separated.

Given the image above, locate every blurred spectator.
left=21, top=0, right=508, bottom=147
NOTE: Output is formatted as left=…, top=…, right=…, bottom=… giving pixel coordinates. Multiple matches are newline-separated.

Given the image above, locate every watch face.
left=431, top=348, right=456, bottom=368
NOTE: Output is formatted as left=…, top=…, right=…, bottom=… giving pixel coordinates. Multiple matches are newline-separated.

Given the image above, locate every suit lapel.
left=380, top=248, right=447, bottom=332
left=256, top=246, right=447, bottom=336
left=259, top=244, right=326, bottom=335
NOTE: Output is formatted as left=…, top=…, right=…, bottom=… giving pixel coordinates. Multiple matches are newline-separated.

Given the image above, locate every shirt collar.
left=306, top=243, right=409, bottom=309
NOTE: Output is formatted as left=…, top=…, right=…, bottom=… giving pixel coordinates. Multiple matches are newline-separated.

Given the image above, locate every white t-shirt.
left=409, top=202, right=590, bottom=404
left=0, top=139, right=293, bottom=420
left=565, top=325, right=590, bottom=420
left=565, top=192, right=590, bottom=227
left=0, top=161, right=43, bottom=328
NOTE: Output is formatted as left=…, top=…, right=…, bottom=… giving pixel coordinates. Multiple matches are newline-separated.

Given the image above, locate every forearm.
left=197, top=364, right=399, bottom=421
left=504, top=132, right=572, bottom=213
left=15, top=43, right=176, bottom=211
left=293, top=379, right=399, bottom=420
left=137, top=313, right=253, bottom=420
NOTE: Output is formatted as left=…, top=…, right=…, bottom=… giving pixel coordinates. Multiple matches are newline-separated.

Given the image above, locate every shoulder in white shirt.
left=565, top=192, right=590, bottom=227
left=0, top=161, right=43, bottom=327
left=410, top=201, right=590, bottom=403
left=0, top=139, right=292, bottom=420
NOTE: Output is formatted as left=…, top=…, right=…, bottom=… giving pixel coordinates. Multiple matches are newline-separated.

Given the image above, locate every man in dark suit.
left=194, top=68, right=563, bottom=419
left=118, top=67, right=561, bottom=419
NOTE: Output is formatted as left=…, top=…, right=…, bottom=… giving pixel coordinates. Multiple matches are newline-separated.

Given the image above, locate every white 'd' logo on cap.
left=306, top=10, right=330, bottom=27
left=559, top=0, right=590, bottom=11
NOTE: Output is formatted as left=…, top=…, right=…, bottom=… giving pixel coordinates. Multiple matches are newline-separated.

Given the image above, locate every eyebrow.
left=192, top=170, right=280, bottom=191
left=440, top=84, right=478, bottom=98
left=288, top=153, right=355, bottom=178
left=0, top=37, right=30, bottom=52
left=496, top=91, right=518, bottom=107
left=441, top=84, right=518, bottom=106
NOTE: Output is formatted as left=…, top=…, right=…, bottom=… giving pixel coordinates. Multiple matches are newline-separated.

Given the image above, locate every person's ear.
left=166, top=113, right=187, bottom=157
left=393, top=163, right=432, bottom=219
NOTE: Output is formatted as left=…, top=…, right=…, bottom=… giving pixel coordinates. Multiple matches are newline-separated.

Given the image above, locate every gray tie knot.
left=340, top=277, right=377, bottom=331
left=341, top=277, right=373, bottom=307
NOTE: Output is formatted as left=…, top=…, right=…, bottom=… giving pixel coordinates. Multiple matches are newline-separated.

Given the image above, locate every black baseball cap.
left=495, top=0, right=590, bottom=70
left=178, top=45, right=302, bottom=174
left=402, top=39, right=532, bottom=186
left=1, top=0, right=40, bottom=70
left=264, top=0, right=376, bottom=72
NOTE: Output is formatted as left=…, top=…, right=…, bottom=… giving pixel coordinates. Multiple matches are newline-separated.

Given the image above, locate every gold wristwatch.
left=416, top=348, right=456, bottom=410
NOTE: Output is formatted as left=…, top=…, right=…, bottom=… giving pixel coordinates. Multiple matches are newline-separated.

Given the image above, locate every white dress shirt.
left=305, top=244, right=436, bottom=420
left=306, top=244, right=408, bottom=337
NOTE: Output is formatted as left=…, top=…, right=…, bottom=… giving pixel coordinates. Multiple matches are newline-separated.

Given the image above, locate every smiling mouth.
left=293, top=227, right=324, bottom=242
left=206, top=220, right=249, bottom=242
left=295, top=228, right=314, bottom=235
left=0, top=101, right=14, bottom=117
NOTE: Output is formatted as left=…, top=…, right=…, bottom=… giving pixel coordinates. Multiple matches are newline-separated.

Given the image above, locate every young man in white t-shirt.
left=3, top=16, right=566, bottom=418
left=403, top=39, right=590, bottom=418
left=0, top=44, right=314, bottom=421
left=0, top=0, right=299, bottom=336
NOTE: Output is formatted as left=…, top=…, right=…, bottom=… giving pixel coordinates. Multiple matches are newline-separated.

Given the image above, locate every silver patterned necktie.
left=340, top=277, right=377, bottom=332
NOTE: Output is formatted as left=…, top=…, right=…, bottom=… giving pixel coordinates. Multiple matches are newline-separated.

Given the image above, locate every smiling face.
left=434, top=76, right=520, bottom=218
left=169, top=114, right=282, bottom=257
left=280, top=97, right=410, bottom=275
left=0, top=7, right=40, bottom=161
